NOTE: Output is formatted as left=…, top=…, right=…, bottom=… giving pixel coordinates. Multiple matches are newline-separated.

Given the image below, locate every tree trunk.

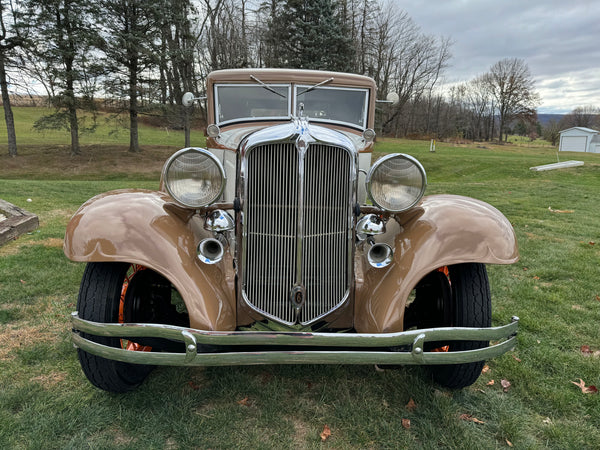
left=128, top=55, right=140, bottom=153
left=0, top=54, right=17, bottom=157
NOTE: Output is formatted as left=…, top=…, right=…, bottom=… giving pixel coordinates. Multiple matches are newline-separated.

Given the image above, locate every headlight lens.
left=366, top=153, right=427, bottom=212
left=163, top=148, right=225, bottom=208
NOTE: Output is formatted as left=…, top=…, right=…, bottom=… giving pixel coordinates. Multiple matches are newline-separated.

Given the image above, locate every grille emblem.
left=290, top=284, right=306, bottom=311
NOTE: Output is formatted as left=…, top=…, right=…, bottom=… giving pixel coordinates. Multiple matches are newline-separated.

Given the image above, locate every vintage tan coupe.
left=66, top=68, right=519, bottom=392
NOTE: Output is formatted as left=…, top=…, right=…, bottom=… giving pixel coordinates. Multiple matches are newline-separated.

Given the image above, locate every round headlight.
left=366, top=153, right=426, bottom=212
left=163, top=147, right=225, bottom=208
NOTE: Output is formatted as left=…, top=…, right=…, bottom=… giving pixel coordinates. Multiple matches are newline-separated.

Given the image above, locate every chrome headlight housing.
left=163, top=147, right=225, bottom=208
left=366, top=153, right=427, bottom=212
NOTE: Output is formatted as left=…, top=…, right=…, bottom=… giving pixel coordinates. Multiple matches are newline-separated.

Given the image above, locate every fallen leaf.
left=501, top=379, right=511, bottom=392
left=589, top=241, right=595, bottom=246
left=506, top=439, right=514, bottom=447
left=188, top=381, right=201, bottom=390
left=401, top=418, right=411, bottom=429
left=596, top=295, right=600, bottom=302
left=405, top=398, right=417, bottom=412
left=511, top=354, right=522, bottom=363
left=20, top=279, right=26, bottom=284
left=237, top=396, right=251, bottom=406
left=548, top=206, right=574, bottom=213
left=543, top=417, right=552, bottom=424
left=572, top=305, right=583, bottom=310
left=581, top=345, right=592, bottom=355
left=571, top=379, right=599, bottom=394
left=459, top=414, right=485, bottom=424
left=320, top=425, right=331, bottom=441
left=533, top=276, right=540, bottom=280
left=523, top=267, right=528, bottom=271
left=487, top=380, right=495, bottom=386
left=481, top=365, right=490, bottom=374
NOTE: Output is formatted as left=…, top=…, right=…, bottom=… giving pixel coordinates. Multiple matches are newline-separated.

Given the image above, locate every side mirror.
left=376, top=92, right=399, bottom=106
left=182, top=92, right=196, bottom=107
left=386, top=92, right=399, bottom=106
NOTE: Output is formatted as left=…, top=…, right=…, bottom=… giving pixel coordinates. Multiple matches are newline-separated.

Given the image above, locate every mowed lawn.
left=0, top=123, right=599, bottom=448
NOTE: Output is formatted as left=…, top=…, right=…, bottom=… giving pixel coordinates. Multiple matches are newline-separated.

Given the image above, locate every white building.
left=558, top=127, right=600, bottom=153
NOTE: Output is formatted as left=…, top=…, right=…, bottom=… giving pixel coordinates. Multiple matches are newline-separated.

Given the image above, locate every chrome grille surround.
left=237, top=120, right=357, bottom=325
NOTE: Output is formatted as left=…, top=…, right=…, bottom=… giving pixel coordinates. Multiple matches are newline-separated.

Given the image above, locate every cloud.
left=396, top=0, right=600, bottom=113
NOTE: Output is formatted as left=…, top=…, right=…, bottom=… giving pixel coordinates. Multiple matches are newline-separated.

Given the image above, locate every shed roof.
left=559, top=127, right=599, bottom=134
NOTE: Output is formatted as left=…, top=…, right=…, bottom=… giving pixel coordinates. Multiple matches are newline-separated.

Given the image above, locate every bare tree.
left=487, top=58, right=539, bottom=142
left=542, top=119, right=561, bottom=146
left=0, top=0, right=29, bottom=157
left=379, top=10, right=451, bottom=135
left=560, top=105, right=600, bottom=129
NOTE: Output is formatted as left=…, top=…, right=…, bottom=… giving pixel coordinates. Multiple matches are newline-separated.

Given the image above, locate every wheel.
left=404, top=263, right=491, bottom=389
left=76, top=262, right=184, bottom=393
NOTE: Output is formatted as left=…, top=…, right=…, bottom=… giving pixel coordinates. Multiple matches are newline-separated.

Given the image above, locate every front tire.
left=76, top=262, right=157, bottom=393
left=405, top=263, right=491, bottom=389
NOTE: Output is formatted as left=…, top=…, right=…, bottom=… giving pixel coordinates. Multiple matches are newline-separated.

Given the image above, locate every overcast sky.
left=395, top=0, right=600, bottom=113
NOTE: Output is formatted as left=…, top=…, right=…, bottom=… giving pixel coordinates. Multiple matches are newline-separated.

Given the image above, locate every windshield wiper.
left=250, top=75, right=286, bottom=98
left=297, top=77, right=334, bottom=96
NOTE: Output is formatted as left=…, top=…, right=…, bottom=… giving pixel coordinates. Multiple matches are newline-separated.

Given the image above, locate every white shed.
left=559, top=127, right=600, bottom=153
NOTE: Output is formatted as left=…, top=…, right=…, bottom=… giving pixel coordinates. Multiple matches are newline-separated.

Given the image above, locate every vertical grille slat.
left=244, top=142, right=352, bottom=325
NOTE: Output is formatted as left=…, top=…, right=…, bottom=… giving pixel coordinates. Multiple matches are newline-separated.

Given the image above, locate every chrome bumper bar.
left=71, top=312, right=518, bottom=366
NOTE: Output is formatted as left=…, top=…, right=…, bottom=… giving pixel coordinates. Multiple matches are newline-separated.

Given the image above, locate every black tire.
left=404, top=263, right=491, bottom=389
left=431, top=263, right=491, bottom=388
left=76, top=262, right=156, bottom=393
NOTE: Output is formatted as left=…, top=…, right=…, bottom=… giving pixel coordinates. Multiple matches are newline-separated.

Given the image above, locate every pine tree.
left=265, top=0, right=354, bottom=71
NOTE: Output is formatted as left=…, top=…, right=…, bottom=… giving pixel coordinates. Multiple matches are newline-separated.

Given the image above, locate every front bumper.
left=71, top=312, right=518, bottom=366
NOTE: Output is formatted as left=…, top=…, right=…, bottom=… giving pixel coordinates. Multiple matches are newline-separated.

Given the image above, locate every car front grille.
left=243, top=142, right=353, bottom=325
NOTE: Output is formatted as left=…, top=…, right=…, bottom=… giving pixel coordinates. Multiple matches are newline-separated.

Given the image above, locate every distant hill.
left=537, top=113, right=565, bottom=126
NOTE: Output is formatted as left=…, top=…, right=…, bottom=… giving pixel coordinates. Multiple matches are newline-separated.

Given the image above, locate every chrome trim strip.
left=71, top=313, right=518, bottom=366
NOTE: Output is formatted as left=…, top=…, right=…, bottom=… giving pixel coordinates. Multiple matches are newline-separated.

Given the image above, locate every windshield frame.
left=212, top=82, right=370, bottom=130
left=294, top=84, right=370, bottom=130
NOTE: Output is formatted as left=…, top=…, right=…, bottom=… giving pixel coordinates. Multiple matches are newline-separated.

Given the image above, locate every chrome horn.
left=367, top=242, right=393, bottom=268
left=197, top=238, right=224, bottom=264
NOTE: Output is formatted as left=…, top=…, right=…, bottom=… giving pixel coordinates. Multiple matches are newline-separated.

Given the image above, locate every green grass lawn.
left=0, top=106, right=205, bottom=147
left=1, top=135, right=599, bottom=448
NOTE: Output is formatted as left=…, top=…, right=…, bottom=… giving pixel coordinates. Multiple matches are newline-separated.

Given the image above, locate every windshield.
left=295, top=86, right=368, bottom=128
left=214, top=83, right=369, bottom=129
left=214, top=84, right=291, bottom=124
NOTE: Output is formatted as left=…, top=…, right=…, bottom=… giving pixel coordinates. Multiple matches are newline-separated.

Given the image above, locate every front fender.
left=355, top=195, right=518, bottom=333
left=64, top=189, right=236, bottom=331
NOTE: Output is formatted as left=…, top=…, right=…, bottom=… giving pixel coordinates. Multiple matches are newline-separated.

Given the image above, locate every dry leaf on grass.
left=320, top=425, right=331, bottom=441
left=405, top=398, right=417, bottom=412
left=501, top=379, right=511, bottom=392
left=486, top=380, right=495, bottom=386
left=459, top=414, right=485, bottom=424
left=506, top=439, right=514, bottom=447
left=481, top=365, right=490, bottom=374
left=548, top=206, right=574, bottom=213
left=401, top=419, right=411, bottom=429
left=511, top=354, right=522, bottom=362
left=188, top=381, right=201, bottom=390
left=581, top=345, right=592, bottom=355
left=543, top=417, right=552, bottom=424
left=571, top=379, right=598, bottom=394
left=237, top=396, right=251, bottom=406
